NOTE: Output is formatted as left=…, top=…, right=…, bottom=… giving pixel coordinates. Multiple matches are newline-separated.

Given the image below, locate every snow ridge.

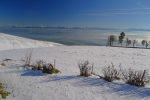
left=0, top=33, right=62, bottom=50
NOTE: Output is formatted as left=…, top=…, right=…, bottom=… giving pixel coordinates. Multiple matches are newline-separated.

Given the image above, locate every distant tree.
left=141, top=40, right=149, bottom=48
left=118, top=32, right=125, bottom=47
left=126, top=38, right=131, bottom=47
left=128, top=40, right=131, bottom=46
left=142, top=40, right=146, bottom=46
left=107, top=35, right=117, bottom=46
left=133, top=40, right=137, bottom=47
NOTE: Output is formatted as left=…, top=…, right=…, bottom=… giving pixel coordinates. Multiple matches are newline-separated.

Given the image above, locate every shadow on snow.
left=49, top=75, right=150, bottom=98
left=21, top=69, right=46, bottom=76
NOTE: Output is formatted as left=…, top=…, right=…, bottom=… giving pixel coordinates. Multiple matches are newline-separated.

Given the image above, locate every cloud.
left=112, top=8, right=150, bottom=11
left=87, top=12, right=150, bottom=16
left=85, top=0, right=150, bottom=17
left=86, top=6, right=150, bottom=16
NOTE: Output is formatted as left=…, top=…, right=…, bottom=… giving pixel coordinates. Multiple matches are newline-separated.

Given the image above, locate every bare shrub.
left=42, top=61, right=60, bottom=74
left=0, top=62, right=6, bottom=66
left=43, top=60, right=60, bottom=74
left=78, top=60, right=93, bottom=77
left=0, top=82, right=10, bottom=99
left=30, top=59, right=60, bottom=74
left=122, top=69, right=149, bottom=87
left=32, top=60, right=45, bottom=70
left=24, top=49, right=33, bottom=67
left=102, top=63, right=121, bottom=82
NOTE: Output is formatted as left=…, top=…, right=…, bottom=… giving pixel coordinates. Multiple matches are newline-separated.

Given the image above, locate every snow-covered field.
left=0, top=33, right=150, bottom=100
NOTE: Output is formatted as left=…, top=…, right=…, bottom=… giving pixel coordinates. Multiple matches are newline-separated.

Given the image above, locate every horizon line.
left=1, top=26, right=150, bottom=32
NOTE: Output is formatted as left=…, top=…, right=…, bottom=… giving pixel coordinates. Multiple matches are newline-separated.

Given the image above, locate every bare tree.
left=132, top=40, right=137, bottom=47
left=107, top=35, right=117, bottom=46
left=126, top=38, right=131, bottom=47
left=142, top=40, right=150, bottom=48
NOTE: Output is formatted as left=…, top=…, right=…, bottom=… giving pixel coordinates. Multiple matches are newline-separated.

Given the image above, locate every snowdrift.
left=0, top=33, right=62, bottom=50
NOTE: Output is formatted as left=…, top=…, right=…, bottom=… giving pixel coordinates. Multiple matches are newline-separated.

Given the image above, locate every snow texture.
left=0, top=33, right=150, bottom=100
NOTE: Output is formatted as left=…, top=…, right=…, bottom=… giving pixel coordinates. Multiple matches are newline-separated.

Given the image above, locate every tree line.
left=107, top=32, right=150, bottom=48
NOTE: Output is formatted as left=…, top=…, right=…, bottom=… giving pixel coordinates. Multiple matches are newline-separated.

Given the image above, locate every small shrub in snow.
left=29, top=59, right=60, bottom=74
left=0, top=62, right=5, bottom=66
left=43, top=64, right=60, bottom=74
left=32, top=60, right=45, bottom=70
left=0, top=83, right=10, bottom=99
left=102, top=63, right=120, bottom=82
left=42, top=63, right=60, bottom=74
left=78, top=60, right=93, bottom=77
left=122, top=69, right=149, bottom=87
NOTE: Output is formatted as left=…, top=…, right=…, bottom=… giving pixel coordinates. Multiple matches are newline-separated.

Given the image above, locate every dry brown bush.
left=78, top=60, right=93, bottom=77
left=102, top=63, right=121, bottom=82
left=122, top=69, right=149, bottom=87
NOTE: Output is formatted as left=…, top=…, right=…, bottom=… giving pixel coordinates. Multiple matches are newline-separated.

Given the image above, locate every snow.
left=0, top=33, right=150, bottom=100
left=0, top=33, right=62, bottom=50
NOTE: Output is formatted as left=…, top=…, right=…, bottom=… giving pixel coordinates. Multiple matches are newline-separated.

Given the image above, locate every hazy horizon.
left=0, top=27, right=150, bottom=46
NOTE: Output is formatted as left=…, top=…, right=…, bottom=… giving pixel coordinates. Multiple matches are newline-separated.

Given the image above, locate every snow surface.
left=0, top=33, right=62, bottom=50
left=0, top=33, right=150, bottom=100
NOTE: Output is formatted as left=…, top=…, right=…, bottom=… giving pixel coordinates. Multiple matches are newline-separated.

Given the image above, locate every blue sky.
left=0, top=0, right=150, bottom=29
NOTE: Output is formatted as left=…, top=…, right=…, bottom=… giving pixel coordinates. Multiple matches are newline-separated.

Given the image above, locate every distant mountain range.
left=1, top=26, right=150, bottom=32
